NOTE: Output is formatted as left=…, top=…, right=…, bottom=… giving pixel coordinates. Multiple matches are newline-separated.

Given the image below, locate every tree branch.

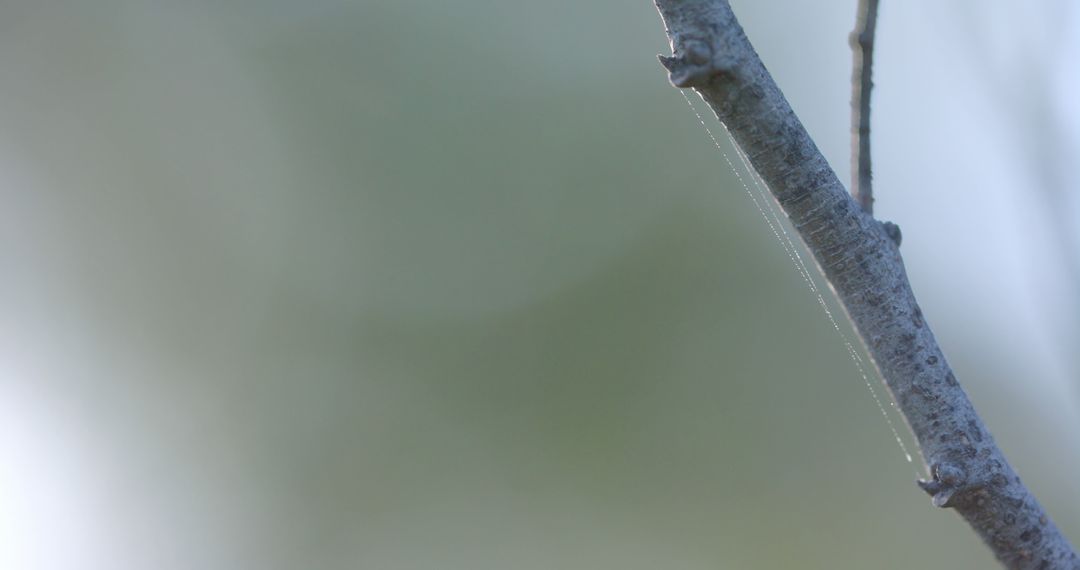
left=850, top=0, right=879, bottom=215
left=654, top=1, right=1078, bottom=567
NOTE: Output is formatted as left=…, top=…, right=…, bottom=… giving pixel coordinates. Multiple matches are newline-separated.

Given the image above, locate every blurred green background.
left=2, top=1, right=1079, bottom=569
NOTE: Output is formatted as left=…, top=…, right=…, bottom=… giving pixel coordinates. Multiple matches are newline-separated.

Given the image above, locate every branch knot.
left=881, top=221, right=902, bottom=247
left=658, top=37, right=731, bottom=89
left=918, top=462, right=971, bottom=508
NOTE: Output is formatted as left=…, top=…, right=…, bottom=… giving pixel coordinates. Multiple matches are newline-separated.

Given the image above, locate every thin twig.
left=850, top=0, right=879, bottom=215
left=654, top=1, right=1079, bottom=567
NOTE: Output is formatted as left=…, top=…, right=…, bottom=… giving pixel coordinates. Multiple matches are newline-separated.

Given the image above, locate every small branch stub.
left=882, top=221, right=902, bottom=246
left=917, top=462, right=968, bottom=508
left=657, top=39, right=725, bottom=88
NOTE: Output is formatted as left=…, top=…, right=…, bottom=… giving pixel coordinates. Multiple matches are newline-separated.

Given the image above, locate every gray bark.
left=653, top=1, right=1078, bottom=568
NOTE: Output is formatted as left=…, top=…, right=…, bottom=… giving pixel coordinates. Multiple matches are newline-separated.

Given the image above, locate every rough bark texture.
left=850, top=0, right=878, bottom=215
left=654, top=1, right=1078, bottom=568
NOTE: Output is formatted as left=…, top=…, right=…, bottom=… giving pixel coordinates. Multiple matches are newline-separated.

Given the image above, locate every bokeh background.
left=2, top=1, right=1079, bottom=568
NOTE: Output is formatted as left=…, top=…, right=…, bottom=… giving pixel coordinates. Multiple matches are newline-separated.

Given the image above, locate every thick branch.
left=850, top=0, right=878, bottom=215
left=654, top=1, right=1078, bottom=568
